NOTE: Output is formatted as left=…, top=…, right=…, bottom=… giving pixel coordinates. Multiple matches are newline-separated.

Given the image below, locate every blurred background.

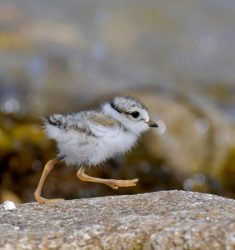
left=0, top=0, right=235, bottom=203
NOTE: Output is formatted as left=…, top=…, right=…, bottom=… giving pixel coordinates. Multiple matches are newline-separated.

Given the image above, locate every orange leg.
left=34, top=159, right=64, bottom=204
left=77, top=166, right=138, bottom=190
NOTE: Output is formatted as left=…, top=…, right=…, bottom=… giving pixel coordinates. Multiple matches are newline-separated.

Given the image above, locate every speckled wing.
left=46, top=111, right=121, bottom=139
left=83, top=111, right=122, bottom=137
left=45, top=113, right=94, bottom=138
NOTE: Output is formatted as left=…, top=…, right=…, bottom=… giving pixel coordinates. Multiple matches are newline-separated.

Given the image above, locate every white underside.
left=45, top=123, right=138, bottom=166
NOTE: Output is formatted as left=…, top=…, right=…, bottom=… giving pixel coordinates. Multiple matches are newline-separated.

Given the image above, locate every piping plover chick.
left=34, top=96, right=158, bottom=204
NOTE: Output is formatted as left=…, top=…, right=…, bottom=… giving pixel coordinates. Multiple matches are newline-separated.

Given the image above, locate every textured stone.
left=0, top=191, right=235, bottom=249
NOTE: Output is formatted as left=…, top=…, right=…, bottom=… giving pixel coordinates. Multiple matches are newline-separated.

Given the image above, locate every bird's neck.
left=101, top=103, right=141, bottom=136
left=102, top=103, right=120, bottom=121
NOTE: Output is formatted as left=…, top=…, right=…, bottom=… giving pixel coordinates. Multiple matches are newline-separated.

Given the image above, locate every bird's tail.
left=44, top=114, right=68, bottom=140
left=45, top=114, right=67, bottom=128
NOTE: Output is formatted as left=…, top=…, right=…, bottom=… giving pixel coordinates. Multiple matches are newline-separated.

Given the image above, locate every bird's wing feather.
left=84, top=111, right=121, bottom=137
left=46, top=111, right=121, bottom=137
left=46, top=113, right=95, bottom=137
left=85, top=111, right=118, bottom=127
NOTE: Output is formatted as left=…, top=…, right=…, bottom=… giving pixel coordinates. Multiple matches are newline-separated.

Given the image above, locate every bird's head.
left=102, top=96, right=158, bottom=135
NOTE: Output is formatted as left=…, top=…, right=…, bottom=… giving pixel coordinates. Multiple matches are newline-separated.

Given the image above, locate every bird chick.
left=34, top=96, right=158, bottom=203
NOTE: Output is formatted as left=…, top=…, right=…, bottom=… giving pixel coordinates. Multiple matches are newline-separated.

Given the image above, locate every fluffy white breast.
left=87, top=119, right=138, bottom=165
left=101, top=128, right=137, bottom=154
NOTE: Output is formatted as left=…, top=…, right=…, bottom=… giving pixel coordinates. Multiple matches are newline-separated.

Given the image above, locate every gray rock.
left=0, top=191, right=235, bottom=249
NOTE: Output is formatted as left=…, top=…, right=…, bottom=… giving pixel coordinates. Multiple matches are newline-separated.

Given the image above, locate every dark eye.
left=131, top=111, right=140, bottom=118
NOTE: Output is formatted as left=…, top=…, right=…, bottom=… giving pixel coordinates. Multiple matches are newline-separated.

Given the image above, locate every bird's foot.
left=34, top=193, right=64, bottom=204
left=107, top=178, right=139, bottom=190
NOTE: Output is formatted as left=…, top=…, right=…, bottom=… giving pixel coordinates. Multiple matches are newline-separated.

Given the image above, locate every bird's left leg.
left=77, top=166, right=138, bottom=190
left=34, top=159, right=64, bottom=204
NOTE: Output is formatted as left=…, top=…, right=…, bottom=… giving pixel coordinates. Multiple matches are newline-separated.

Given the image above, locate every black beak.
left=146, top=120, right=159, bottom=128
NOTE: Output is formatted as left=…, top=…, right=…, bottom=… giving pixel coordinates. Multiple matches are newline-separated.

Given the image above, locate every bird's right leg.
left=77, top=166, right=138, bottom=190
left=34, top=159, right=64, bottom=204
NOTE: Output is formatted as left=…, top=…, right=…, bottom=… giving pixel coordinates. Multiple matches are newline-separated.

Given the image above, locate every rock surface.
left=0, top=191, right=235, bottom=249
